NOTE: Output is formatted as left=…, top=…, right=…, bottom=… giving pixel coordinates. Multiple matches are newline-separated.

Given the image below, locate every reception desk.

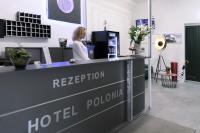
left=0, top=56, right=145, bottom=133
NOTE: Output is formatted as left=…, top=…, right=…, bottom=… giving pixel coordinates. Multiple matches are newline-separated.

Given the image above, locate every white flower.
left=129, top=25, right=151, bottom=44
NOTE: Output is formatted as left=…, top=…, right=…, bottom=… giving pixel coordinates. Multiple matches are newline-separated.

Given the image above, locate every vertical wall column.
left=127, top=60, right=133, bottom=121
left=127, top=58, right=145, bottom=121
left=148, top=0, right=153, bottom=109
left=132, top=59, right=145, bottom=117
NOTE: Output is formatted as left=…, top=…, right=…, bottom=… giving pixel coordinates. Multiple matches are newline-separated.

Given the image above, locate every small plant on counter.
left=59, top=38, right=67, bottom=48
left=129, top=25, right=151, bottom=54
left=7, top=47, right=32, bottom=70
left=129, top=25, right=151, bottom=45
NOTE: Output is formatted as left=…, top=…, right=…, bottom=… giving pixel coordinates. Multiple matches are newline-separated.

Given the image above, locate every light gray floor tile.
left=118, top=115, right=195, bottom=133
left=145, top=80, right=200, bottom=130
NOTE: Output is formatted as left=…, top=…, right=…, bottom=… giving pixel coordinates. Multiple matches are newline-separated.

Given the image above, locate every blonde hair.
left=72, top=27, right=86, bottom=41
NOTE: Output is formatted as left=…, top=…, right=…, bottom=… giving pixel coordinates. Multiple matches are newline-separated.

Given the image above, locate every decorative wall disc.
left=57, top=0, right=74, bottom=14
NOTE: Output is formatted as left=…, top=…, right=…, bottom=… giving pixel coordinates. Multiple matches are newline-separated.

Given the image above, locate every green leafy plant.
left=129, top=25, right=151, bottom=45
left=7, top=48, right=31, bottom=69
left=8, top=48, right=31, bottom=59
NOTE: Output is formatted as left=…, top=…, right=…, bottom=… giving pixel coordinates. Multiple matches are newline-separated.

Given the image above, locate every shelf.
left=0, top=12, right=51, bottom=38
left=17, top=12, right=42, bottom=24
left=12, top=31, right=16, bottom=36
left=25, top=13, right=29, bottom=17
left=5, top=21, right=51, bottom=38
left=7, top=21, right=11, bottom=25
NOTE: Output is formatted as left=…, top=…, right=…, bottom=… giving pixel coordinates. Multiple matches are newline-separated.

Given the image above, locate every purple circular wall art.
left=57, top=0, right=74, bottom=14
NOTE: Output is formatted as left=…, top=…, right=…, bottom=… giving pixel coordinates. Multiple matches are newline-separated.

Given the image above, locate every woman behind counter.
left=72, top=27, right=90, bottom=61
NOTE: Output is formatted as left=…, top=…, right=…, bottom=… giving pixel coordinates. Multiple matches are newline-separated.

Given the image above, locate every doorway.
left=185, top=24, right=200, bottom=82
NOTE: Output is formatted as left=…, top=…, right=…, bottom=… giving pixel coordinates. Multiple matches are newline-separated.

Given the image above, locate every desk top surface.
left=0, top=55, right=144, bottom=74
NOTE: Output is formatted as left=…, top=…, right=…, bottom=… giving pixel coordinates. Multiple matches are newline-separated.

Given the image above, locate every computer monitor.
left=49, top=48, right=63, bottom=62
left=63, top=48, right=73, bottom=61
left=49, top=47, right=73, bottom=63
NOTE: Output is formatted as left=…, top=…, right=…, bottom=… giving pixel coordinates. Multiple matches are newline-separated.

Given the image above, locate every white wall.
left=87, top=0, right=135, bottom=55
left=0, top=0, right=86, bottom=59
left=133, top=0, right=200, bottom=82
left=0, top=0, right=135, bottom=58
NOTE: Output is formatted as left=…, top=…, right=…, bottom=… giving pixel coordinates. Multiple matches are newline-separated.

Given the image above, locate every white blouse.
left=72, top=41, right=90, bottom=61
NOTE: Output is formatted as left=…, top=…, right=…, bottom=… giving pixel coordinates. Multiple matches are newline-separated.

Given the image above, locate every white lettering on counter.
left=87, top=89, right=124, bottom=110
left=53, top=71, right=105, bottom=88
left=28, top=105, right=78, bottom=133
left=40, top=115, right=51, bottom=128
left=28, top=118, right=39, bottom=133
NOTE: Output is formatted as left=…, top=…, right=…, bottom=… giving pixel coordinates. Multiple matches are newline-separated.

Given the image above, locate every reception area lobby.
left=0, top=0, right=200, bottom=133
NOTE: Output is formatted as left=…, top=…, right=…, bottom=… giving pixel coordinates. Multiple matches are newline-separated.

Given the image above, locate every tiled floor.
left=117, top=114, right=195, bottom=133
left=118, top=80, right=200, bottom=133
left=146, top=80, right=200, bottom=130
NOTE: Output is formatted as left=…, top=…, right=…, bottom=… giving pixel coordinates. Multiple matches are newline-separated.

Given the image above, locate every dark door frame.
left=185, top=23, right=200, bottom=82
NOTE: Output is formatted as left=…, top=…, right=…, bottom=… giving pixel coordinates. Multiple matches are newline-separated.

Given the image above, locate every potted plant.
left=166, top=66, right=171, bottom=74
left=129, top=25, right=151, bottom=54
left=7, top=48, right=32, bottom=70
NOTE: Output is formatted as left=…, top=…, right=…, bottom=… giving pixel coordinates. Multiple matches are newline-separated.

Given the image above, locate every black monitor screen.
left=49, top=48, right=63, bottom=62
left=63, top=48, right=73, bottom=61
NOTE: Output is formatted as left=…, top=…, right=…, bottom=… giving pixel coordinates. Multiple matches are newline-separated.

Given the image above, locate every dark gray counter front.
left=0, top=56, right=145, bottom=133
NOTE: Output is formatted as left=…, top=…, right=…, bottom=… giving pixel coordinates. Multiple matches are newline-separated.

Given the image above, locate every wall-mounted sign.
left=153, top=33, right=183, bottom=45
left=136, top=18, right=155, bottom=29
left=48, top=0, right=81, bottom=24
left=164, top=33, right=182, bottom=44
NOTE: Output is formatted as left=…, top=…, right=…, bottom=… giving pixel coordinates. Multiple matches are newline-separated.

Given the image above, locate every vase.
left=59, top=38, right=67, bottom=48
left=129, top=41, right=141, bottom=55
left=10, top=57, right=30, bottom=70
left=134, top=43, right=141, bottom=55
left=166, top=70, right=170, bottom=74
